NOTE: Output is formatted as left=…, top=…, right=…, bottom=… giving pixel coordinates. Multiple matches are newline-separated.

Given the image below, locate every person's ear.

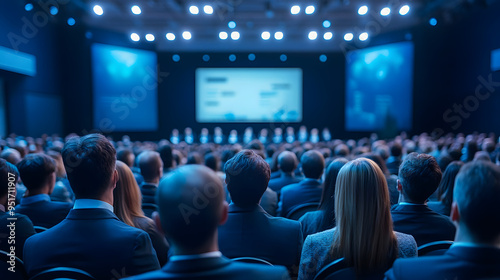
left=450, top=201, right=460, bottom=224
left=111, top=169, right=118, bottom=190
left=397, top=179, right=403, bottom=192
left=48, top=172, right=57, bottom=194
left=219, top=201, right=229, bottom=226
left=152, top=211, right=164, bottom=235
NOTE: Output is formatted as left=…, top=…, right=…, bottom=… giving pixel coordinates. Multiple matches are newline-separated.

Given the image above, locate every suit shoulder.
left=228, top=262, right=289, bottom=278
left=268, top=216, right=301, bottom=228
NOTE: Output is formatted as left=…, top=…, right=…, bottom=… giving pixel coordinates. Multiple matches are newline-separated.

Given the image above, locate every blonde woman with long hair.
left=298, top=158, right=417, bottom=279
left=114, top=160, right=169, bottom=266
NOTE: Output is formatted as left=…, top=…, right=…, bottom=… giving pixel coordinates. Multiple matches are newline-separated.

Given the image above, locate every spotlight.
left=399, top=5, right=410, bottom=15
left=308, top=31, right=318, bottom=40
left=130, top=33, right=140, bottom=42
left=358, top=5, right=368, bottom=15
left=344, top=32, right=353, bottom=41
left=291, top=5, right=300, bottom=15
left=280, top=54, right=287, bottom=62
left=189, top=6, right=199, bottom=15
left=67, top=17, right=76, bottom=26
left=380, top=7, right=391, bottom=16
left=429, top=18, right=438, bottom=26
left=204, top=5, right=213, bottom=14
left=261, top=31, right=271, bottom=40
left=182, top=31, right=192, bottom=40
left=305, top=5, right=315, bottom=14
left=248, top=53, right=256, bottom=61
left=229, top=54, right=236, bottom=62
left=231, top=31, right=240, bottom=40
left=359, top=32, right=369, bottom=41
left=49, top=6, right=58, bottom=15
left=323, top=20, right=331, bottom=28
left=274, top=32, right=284, bottom=40
left=219, top=31, right=228, bottom=40
left=323, top=32, right=333, bottom=40
left=203, top=54, right=210, bottom=62
left=172, top=54, right=180, bottom=62
left=166, top=33, right=175, bottom=41
left=228, top=21, right=236, bottom=29
left=319, top=54, right=327, bottom=62
left=145, top=34, right=155, bottom=41
left=25, top=3, right=34, bottom=11
left=93, top=5, right=103, bottom=16
left=131, top=5, right=141, bottom=15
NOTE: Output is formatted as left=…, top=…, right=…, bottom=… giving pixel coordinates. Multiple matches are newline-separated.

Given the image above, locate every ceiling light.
left=308, top=31, right=318, bottom=40
left=182, top=31, right=192, bottom=40
left=93, top=5, right=103, bottom=16
left=231, top=31, right=240, bottom=40
left=130, top=33, right=140, bottom=41
left=219, top=31, right=228, bottom=40
left=166, top=33, right=175, bottom=41
left=380, top=7, right=391, bottom=16
left=261, top=31, right=271, bottom=40
left=131, top=5, right=141, bottom=15
left=145, top=34, right=155, bottom=41
left=275, top=32, right=284, bottom=40
left=344, top=32, right=353, bottom=41
left=358, top=5, right=368, bottom=15
left=204, top=5, right=213, bottom=14
left=305, top=5, right=315, bottom=14
left=291, top=5, right=300, bottom=15
left=189, top=5, right=199, bottom=15
left=323, top=32, right=333, bottom=40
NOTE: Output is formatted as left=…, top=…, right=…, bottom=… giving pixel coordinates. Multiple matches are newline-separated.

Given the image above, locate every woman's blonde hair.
left=331, top=158, right=398, bottom=273
left=114, top=160, right=146, bottom=227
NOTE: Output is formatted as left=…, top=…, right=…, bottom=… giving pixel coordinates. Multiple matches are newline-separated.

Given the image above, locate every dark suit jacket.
left=385, top=245, right=500, bottom=280
left=23, top=208, right=160, bottom=279
left=141, top=183, right=158, bottom=218
left=15, top=196, right=72, bottom=228
left=218, top=204, right=303, bottom=267
left=0, top=211, right=36, bottom=260
left=259, top=188, right=278, bottom=216
left=427, top=200, right=450, bottom=216
left=278, top=179, right=322, bottom=217
left=123, top=255, right=290, bottom=280
left=391, top=204, right=456, bottom=246
left=268, top=173, right=302, bottom=193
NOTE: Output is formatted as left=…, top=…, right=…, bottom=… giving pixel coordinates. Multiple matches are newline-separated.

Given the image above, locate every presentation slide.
left=345, top=41, right=414, bottom=131
left=92, top=43, right=158, bottom=131
left=196, top=68, right=302, bottom=123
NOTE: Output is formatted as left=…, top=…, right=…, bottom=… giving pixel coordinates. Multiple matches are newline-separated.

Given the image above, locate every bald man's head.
left=138, top=151, right=163, bottom=183
left=156, top=165, right=227, bottom=251
left=278, top=151, right=298, bottom=174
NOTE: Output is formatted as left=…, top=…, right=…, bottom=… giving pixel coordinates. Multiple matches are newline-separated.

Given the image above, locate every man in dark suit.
left=23, top=134, right=160, bottom=279
left=138, top=151, right=163, bottom=218
left=0, top=159, right=36, bottom=260
left=391, top=153, right=456, bottom=246
left=268, top=151, right=302, bottom=194
left=15, top=154, right=72, bottom=228
left=219, top=150, right=303, bottom=268
left=386, top=161, right=500, bottom=279
left=125, top=165, right=290, bottom=280
left=278, top=150, right=324, bottom=217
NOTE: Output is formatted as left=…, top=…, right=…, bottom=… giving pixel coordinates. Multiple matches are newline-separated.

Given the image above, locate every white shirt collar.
left=451, top=242, right=500, bottom=249
left=398, top=202, right=424, bottom=206
left=73, top=199, right=114, bottom=213
left=169, top=251, right=222, bottom=262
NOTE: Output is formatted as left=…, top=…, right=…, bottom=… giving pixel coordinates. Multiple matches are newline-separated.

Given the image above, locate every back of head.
left=116, top=149, right=135, bottom=168
left=157, top=165, right=225, bottom=250
left=361, top=153, right=389, bottom=175
left=454, top=161, right=500, bottom=243
left=225, top=149, right=270, bottom=207
left=246, top=139, right=264, bottom=151
left=1, top=148, right=22, bottom=165
left=278, top=151, right=298, bottom=173
left=186, top=152, right=203, bottom=165
left=319, top=158, right=348, bottom=230
left=61, top=134, right=116, bottom=199
left=333, top=158, right=396, bottom=272
left=436, top=161, right=464, bottom=206
left=158, top=144, right=173, bottom=169
left=398, top=153, right=442, bottom=203
left=204, top=153, right=219, bottom=172
left=114, top=161, right=144, bottom=227
left=390, top=142, right=403, bottom=157
left=17, top=153, right=56, bottom=193
left=474, top=151, right=491, bottom=162
left=138, top=151, right=163, bottom=182
left=0, top=159, right=19, bottom=200
left=301, top=150, right=325, bottom=179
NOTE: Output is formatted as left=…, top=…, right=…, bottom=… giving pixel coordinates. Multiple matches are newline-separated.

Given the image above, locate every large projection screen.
left=345, top=41, right=414, bottom=131
left=196, top=68, right=303, bottom=123
left=92, top=43, right=158, bottom=131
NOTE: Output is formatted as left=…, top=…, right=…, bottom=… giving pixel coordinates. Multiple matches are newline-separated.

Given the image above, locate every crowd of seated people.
left=0, top=128, right=499, bottom=280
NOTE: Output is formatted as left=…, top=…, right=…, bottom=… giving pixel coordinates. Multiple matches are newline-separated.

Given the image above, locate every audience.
left=126, top=165, right=290, bottom=279
left=23, top=134, right=160, bottom=279
left=219, top=150, right=303, bottom=269
left=298, top=158, right=348, bottom=239
left=268, top=151, right=302, bottom=194
left=299, top=158, right=417, bottom=280
left=114, top=160, right=169, bottom=266
left=279, top=150, right=325, bottom=217
left=427, top=161, right=464, bottom=216
left=15, top=153, right=72, bottom=228
left=137, top=150, right=163, bottom=218
left=0, top=159, right=36, bottom=259
left=392, top=153, right=456, bottom=246
left=385, top=160, right=500, bottom=279
left=46, top=148, right=74, bottom=202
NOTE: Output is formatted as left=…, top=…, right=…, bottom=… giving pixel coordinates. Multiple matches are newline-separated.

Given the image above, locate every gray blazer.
left=298, top=228, right=417, bottom=280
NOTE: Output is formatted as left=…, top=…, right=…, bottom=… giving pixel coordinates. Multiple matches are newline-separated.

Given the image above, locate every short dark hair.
left=17, top=153, right=56, bottom=192
left=454, top=161, right=500, bottom=242
left=0, top=159, right=19, bottom=198
left=158, top=144, right=173, bottom=169
left=204, top=153, right=219, bottom=172
left=398, top=153, right=442, bottom=203
left=137, top=151, right=162, bottom=182
left=62, top=134, right=116, bottom=199
left=116, top=149, right=135, bottom=167
left=390, top=142, right=403, bottom=157
left=225, top=149, right=270, bottom=206
left=301, top=150, right=325, bottom=179
left=278, top=151, right=297, bottom=173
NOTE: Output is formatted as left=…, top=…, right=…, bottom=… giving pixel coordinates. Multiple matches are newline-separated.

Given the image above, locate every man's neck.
left=399, top=195, right=425, bottom=205
left=170, top=234, right=219, bottom=256
left=281, top=172, right=294, bottom=177
left=455, top=226, right=500, bottom=248
left=26, top=189, right=48, bottom=197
